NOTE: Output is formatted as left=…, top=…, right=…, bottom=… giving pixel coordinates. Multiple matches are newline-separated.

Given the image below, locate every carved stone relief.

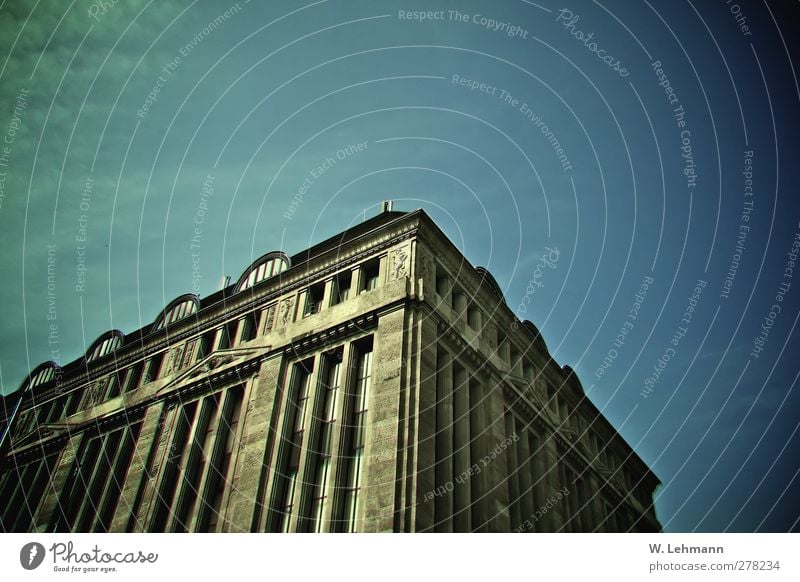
left=389, top=245, right=409, bottom=280
left=262, top=304, right=277, bottom=335
left=277, top=297, right=294, bottom=327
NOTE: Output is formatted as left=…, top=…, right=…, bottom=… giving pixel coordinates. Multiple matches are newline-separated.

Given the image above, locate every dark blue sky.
left=0, top=0, right=798, bottom=532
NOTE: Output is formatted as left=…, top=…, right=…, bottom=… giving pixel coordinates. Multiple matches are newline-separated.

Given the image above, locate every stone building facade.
left=0, top=208, right=661, bottom=533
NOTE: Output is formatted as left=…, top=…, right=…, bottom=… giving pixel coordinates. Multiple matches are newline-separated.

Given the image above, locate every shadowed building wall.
left=0, top=208, right=660, bottom=533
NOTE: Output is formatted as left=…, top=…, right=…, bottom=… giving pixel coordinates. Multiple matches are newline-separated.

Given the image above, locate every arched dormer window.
left=153, top=294, right=200, bottom=331
left=85, top=330, right=125, bottom=363
left=20, top=361, right=59, bottom=392
left=236, top=251, right=290, bottom=293
left=475, top=266, right=506, bottom=303
left=522, top=320, right=549, bottom=353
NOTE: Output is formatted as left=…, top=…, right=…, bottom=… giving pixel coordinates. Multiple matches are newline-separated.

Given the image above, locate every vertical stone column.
left=321, top=278, right=334, bottom=309
left=32, top=436, right=79, bottom=532
left=297, top=290, right=310, bottom=319
left=452, top=365, right=472, bottom=532
left=360, top=308, right=404, bottom=532
left=349, top=266, right=361, bottom=298
left=378, top=255, right=388, bottom=286
left=452, top=290, right=468, bottom=325
left=257, top=353, right=291, bottom=531
left=434, top=349, right=453, bottom=532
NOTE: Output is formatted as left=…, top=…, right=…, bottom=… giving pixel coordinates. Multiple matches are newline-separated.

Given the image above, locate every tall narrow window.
left=435, top=265, right=450, bottom=301
left=560, top=464, right=589, bottom=532
left=143, top=353, right=164, bottom=385
left=331, top=271, right=351, bottom=305
left=239, top=312, right=259, bottom=343
left=217, top=321, right=238, bottom=350
left=104, top=371, right=124, bottom=400
left=197, top=386, right=244, bottom=532
left=123, top=362, right=144, bottom=393
left=299, top=351, right=342, bottom=532
left=151, top=402, right=198, bottom=531
left=334, top=339, right=372, bottom=532
left=63, top=390, right=82, bottom=417
left=171, top=394, right=220, bottom=532
left=270, top=361, right=313, bottom=532
left=360, top=260, right=380, bottom=293
left=304, top=283, right=324, bottom=317
left=467, top=304, right=481, bottom=329
left=197, top=329, right=217, bottom=361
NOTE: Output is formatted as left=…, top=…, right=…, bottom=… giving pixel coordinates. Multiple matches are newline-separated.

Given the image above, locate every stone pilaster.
left=452, top=365, right=472, bottom=532
left=412, top=313, right=438, bottom=531
left=108, top=402, right=165, bottom=532
left=249, top=353, right=287, bottom=531
left=433, top=349, right=453, bottom=532
left=32, top=438, right=77, bottom=532
left=481, top=376, right=511, bottom=532
left=360, top=308, right=404, bottom=532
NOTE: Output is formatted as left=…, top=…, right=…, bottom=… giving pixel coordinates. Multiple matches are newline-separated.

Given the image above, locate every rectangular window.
left=331, top=271, right=351, bottom=305
left=217, top=321, right=238, bottom=350
left=143, top=353, right=164, bottom=384
left=559, top=399, right=569, bottom=423
left=36, top=399, right=55, bottom=426
left=49, top=422, right=142, bottom=532
left=197, top=329, right=217, bottom=361
left=269, top=361, right=314, bottom=532
left=240, top=312, right=259, bottom=343
left=360, top=260, right=380, bottom=293
left=304, top=283, right=325, bottom=317
left=123, top=362, right=145, bottom=393
left=299, top=351, right=342, bottom=532
left=546, top=384, right=558, bottom=414
left=64, top=390, right=82, bottom=417
left=43, top=398, right=61, bottom=424
left=497, top=334, right=509, bottom=363
left=435, top=265, right=449, bottom=298
left=510, top=348, right=521, bottom=374
left=104, top=371, right=124, bottom=400
left=467, top=305, right=480, bottom=329
left=333, top=339, right=372, bottom=532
